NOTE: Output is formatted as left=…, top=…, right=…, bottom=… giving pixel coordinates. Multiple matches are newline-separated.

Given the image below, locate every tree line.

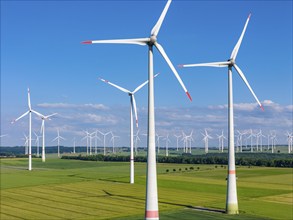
left=62, top=153, right=292, bottom=168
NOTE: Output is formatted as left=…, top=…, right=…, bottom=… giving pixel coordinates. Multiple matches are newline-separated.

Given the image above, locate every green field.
left=0, top=157, right=292, bottom=219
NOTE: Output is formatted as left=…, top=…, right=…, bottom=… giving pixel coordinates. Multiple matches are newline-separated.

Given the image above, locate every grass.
left=0, top=157, right=292, bottom=219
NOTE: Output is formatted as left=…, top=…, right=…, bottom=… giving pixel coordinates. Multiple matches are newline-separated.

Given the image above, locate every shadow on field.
left=188, top=206, right=225, bottom=214
left=102, top=189, right=224, bottom=214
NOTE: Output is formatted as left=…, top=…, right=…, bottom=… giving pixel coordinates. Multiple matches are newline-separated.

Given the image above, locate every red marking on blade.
left=229, top=170, right=236, bottom=174
left=186, top=91, right=192, bottom=101
left=145, top=210, right=159, bottom=218
left=248, top=13, right=252, bottom=19
left=82, top=41, right=92, bottom=44
left=260, top=105, right=264, bottom=111
left=178, top=64, right=184, bottom=68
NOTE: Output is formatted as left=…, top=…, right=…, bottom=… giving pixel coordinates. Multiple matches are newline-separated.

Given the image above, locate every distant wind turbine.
left=52, top=129, right=65, bottom=158
left=99, top=73, right=159, bottom=184
left=163, top=134, right=171, bottom=157
left=38, top=113, right=57, bottom=162
left=97, top=130, right=111, bottom=156
left=217, top=130, right=226, bottom=153
left=202, top=129, right=212, bottom=154
left=34, top=132, right=42, bottom=157
left=180, top=14, right=263, bottom=214
left=110, top=132, right=119, bottom=153
left=174, top=134, right=181, bottom=151
left=11, top=88, right=43, bottom=171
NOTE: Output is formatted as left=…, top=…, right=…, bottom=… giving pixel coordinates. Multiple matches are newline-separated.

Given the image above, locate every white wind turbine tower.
left=134, top=130, right=141, bottom=155
left=181, top=131, right=187, bottom=153
left=89, top=131, right=96, bottom=155
left=93, top=131, right=101, bottom=154
left=82, top=131, right=90, bottom=155
left=163, top=134, right=171, bottom=157
left=236, top=130, right=246, bottom=152
left=270, top=132, right=277, bottom=153
left=217, top=130, right=226, bottom=152
left=202, top=129, right=212, bottom=154
left=34, top=132, right=42, bottom=157
left=82, top=1, right=192, bottom=218
left=98, top=130, right=111, bottom=156
left=22, top=134, right=29, bottom=155
left=286, top=132, right=292, bottom=153
left=39, top=113, right=57, bottom=162
left=52, top=129, right=65, bottom=158
left=180, top=14, right=263, bottom=214
left=247, top=129, right=256, bottom=152
left=99, top=73, right=159, bottom=184
left=73, top=137, right=76, bottom=154
left=110, top=132, right=119, bottom=154
left=174, top=134, right=181, bottom=151
left=156, top=133, right=163, bottom=154
left=11, top=88, right=44, bottom=171
left=257, top=129, right=265, bottom=152
left=187, top=130, right=194, bottom=154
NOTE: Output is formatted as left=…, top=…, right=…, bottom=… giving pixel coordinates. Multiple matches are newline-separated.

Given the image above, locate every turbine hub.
left=228, top=58, right=235, bottom=66
left=149, top=35, right=157, bottom=45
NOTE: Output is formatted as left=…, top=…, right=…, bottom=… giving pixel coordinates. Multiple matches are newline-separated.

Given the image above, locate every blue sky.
left=1, top=0, right=292, bottom=148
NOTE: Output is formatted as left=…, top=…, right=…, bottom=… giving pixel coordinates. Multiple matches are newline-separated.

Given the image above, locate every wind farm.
left=1, top=1, right=292, bottom=220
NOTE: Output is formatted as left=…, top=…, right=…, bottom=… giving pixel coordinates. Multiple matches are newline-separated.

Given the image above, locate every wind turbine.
left=11, top=88, right=43, bottom=171
left=82, top=131, right=90, bottom=155
left=202, top=129, right=212, bottom=154
left=97, top=130, right=111, bottom=156
left=82, top=1, right=192, bottom=218
left=22, top=134, right=29, bottom=155
left=247, top=129, right=256, bottom=152
left=39, top=113, right=57, bottom=162
left=256, top=129, right=266, bottom=152
left=52, top=129, right=65, bottom=158
left=34, top=132, right=42, bottom=157
left=99, top=73, right=159, bottom=184
left=110, top=132, right=119, bottom=153
left=186, top=130, right=194, bottom=154
left=163, top=134, right=171, bottom=157
left=73, top=137, right=76, bottom=154
left=93, top=131, right=101, bottom=154
left=181, top=131, right=187, bottom=153
left=286, top=131, right=292, bottom=153
left=180, top=14, right=263, bottom=214
left=217, top=130, right=226, bottom=153
left=174, top=134, right=181, bottom=151
left=236, top=130, right=246, bottom=152
left=156, top=133, right=163, bottom=154
left=134, top=130, right=141, bottom=155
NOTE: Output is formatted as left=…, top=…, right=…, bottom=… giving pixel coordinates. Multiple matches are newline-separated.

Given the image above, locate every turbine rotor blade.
left=31, top=109, right=45, bottom=118
left=45, top=113, right=58, bottom=119
left=27, top=88, right=31, bottom=110
left=230, top=13, right=251, bottom=60
left=151, top=0, right=172, bottom=36
left=179, top=61, right=230, bottom=68
left=12, top=111, right=30, bottom=123
left=132, top=73, right=160, bottom=94
left=99, top=77, right=131, bottom=94
left=131, top=95, right=139, bottom=128
left=82, top=38, right=149, bottom=46
left=233, top=64, right=264, bottom=110
left=154, top=42, right=192, bottom=101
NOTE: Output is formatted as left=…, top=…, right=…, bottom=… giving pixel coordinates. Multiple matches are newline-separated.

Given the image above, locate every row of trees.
left=62, top=153, right=292, bottom=168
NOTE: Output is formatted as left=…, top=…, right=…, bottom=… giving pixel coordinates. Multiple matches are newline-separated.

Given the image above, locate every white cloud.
left=37, top=103, right=108, bottom=110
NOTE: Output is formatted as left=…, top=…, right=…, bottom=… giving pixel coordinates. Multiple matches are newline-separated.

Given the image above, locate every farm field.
left=0, top=157, right=292, bottom=219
